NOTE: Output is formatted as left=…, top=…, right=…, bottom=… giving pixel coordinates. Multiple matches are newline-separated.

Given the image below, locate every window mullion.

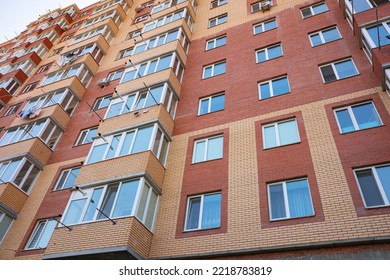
left=115, top=132, right=126, bottom=157
left=10, top=158, right=25, bottom=183
left=198, top=195, right=204, bottom=230
left=283, top=182, right=291, bottom=218
left=204, top=139, right=209, bottom=161
left=19, top=163, right=35, bottom=190
left=109, top=182, right=121, bottom=218
left=133, top=179, right=145, bottom=216
left=129, top=128, right=138, bottom=154
left=319, top=32, right=325, bottom=43
left=332, top=63, right=340, bottom=80
left=348, top=106, right=360, bottom=130
left=274, top=123, right=281, bottom=146
left=142, top=187, right=153, bottom=223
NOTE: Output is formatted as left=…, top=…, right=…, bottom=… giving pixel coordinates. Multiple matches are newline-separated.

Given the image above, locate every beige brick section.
left=76, top=151, right=165, bottom=188
left=98, top=104, right=175, bottom=136
left=45, top=217, right=152, bottom=259
left=0, top=138, right=52, bottom=166
left=0, top=183, right=28, bottom=214
left=150, top=87, right=390, bottom=258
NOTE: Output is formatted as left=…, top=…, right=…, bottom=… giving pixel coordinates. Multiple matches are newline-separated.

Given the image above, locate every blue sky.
left=0, top=0, right=98, bottom=44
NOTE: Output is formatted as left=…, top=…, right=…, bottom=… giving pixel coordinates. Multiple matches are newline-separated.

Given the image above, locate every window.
left=54, top=166, right=81, bottom=190
left=319, top=58, right=358, bottom=83
left=76, top=127, right=97, bottom=146
left=93, top=95, right=112, bottom=110
left=0, top=158, right=40, bottom=193
left=117, top=47, right=133, bottom=59
left=0, top=212, right=13, bottom=244
left=206, top=35, right=226, bottom=50
left=86, top=124, right=169, bottom=165
left=258, top=76, right=290, bottom=99
left=256, top=43, right=282, bottom=63
left=334, top=102, right=382, bottom=133
left=198, top=93, right=224, bottom=115
left=193, top=135, right=223, bottom=163
left=62, top=178, right=159, bottom=230
left=41, top=64, right=93, bottom=87
left=37, top=63, right=52, bottom=74
left=25, top=219, right=57, bottom=249
left=143, top=9, right=191, bottom=33
left=185, top=193, right=221, bottom=231
left=107, top=69, right=124, bottom=81
left=362, top=21, right=390, bottom=49
left=301, top=2, right=329, bottom=19
left=209, top=14, right=227, bottom=28
left=211, top=0, right=228, bottom=9
left=202, top=60, right=226, bottom=79
left=268, top=178, right=314, bottom=220
left=253, top=18, right=277, bottom=35
left=21, top=82, right=39, bottom=94
left=151, top=1, right=172, bottom=14
left=251, top=1, right=273, bottom=13
left=346, top=0, right=373, bottom=14
left=134, top=14, right=149, bottom=23
left=50, top=48, right=63, bottom=56
left=309, top=26, right=342, bottom=47
left=3, top=103, right=21, bottom=117
left=126, top=30, right=141, bottom=40
left=354, top=164, right=390, bottom=208
left=262, top=119, right=300, bottom=149
left=61, top=34, right=74, bottom=42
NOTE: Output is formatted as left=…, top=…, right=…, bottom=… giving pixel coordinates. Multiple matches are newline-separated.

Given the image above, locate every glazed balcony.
left=49, top=53, right=99, bottom=76
left=81, top=5, right=126, bottom=32
left=151, top=0, right=196, bottom=21
left=0, top=69, right=28, bottom=84
left=64, top=33, right=110, bottom=55
left=0, top=138, right=52, bottom=166
left=74, top=17, right=119, bottom=41
left=0, top=182, right=28, bottom=216
left=10, top=104, right=70, bottom=130
left=98, top=104, right=175, bottom=136
left=0, top=88, right=12, bottom=104
left=44, top=216, right=152, bottom=259
left=12, top=52, right=41, bottom=66
left=76, top=150, right=165, bottom=188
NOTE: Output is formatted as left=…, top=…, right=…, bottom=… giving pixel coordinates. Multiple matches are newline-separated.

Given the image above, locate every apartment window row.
left=86, top=123, right=169, bottom=165
left=93, top=94, right=112, bottom=110
left=41, top=63, right=93, bottom=87
left=93, top=0, right=126, bottom=15
left=205, top=34, right=226, bottom=51
left=84, top=10, right=122, bottom=28
left=105, top=83, right=178, bottom=119
left=0, top=118, right=62, bottom=149
left=209, top=14, right=227, bottom=28
left=202, top=60, right=226, bottom=79
left=143, top=8, right=193, bottom=33
left=54, top=166, right=81, bottom=190
left=59, top=44, right=104, bottom=66
left=75, top=127, right=98, bottom=146
left=301, top=2, right=328, bottom=19
left=0, top=157, right=40, bottom=194
left=120, top=52, right=184, bottom=84
left=118, top=28, right=189, bottom=60
left=211, top=0, right=227, bottom=9
left=0, top=78, right=20, bottom=95
left=71, top=25, right=113, bottom=45
left=22, top=88, right=79, bottom=116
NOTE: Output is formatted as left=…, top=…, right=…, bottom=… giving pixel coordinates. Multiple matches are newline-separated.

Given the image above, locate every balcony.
left=0, top=88, right=12, bottom=104
left=13, top=52, right=41, bottom=66
left=10, top=104, right=70, bottom=130
left=116, top=68, right=182, bottom=100
left=76, top=150, right=165, bottom=188
left=0, top=137, right=52, bottom=166
left=139, top=17, right=193, bottom=42
left=74, top=17, right=119, bottom=41
left=0, top=182, right=28, bottom=216
left=43, top=216, right=152, bottom=259
left=64, top=33, right=110, bottom=56
left=33, top=75, right=86, bottom=100
left=0, top=69, right=28, bottom=85
left=151, top=0, right=196, bottom=20
left=98, top=104, right=175, bottom=136
left=49, top=53, right=99, bottom=75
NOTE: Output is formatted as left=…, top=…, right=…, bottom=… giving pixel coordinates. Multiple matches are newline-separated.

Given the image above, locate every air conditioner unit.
left=135, top=6, right=144, bottom=12
left=261, top=1, right=272, bottom=12
left=97, top=78, right=109, bottom=88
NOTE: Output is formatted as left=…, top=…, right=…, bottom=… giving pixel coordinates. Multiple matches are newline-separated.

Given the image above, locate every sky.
left=0, top=0, right=99, bottom=44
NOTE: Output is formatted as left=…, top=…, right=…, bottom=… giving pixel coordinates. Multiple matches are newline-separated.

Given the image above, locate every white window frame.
left=361, top=20, right=390, bottom=49
left=107, top=69, right=124, bottom=81
left=151, top=1, right=172, bottom=14
left=0, top=212, right=13, bottom=244
left=93, top=94, right=113, bottom=110
left=202, top=60, right=226, bottom=79
left=301, top=2, right=329, bottom=19
left=333, top=101, right=383, bottom=133
left=205, top=34, right=226, bottom=51
left=211, top=0, right=228, bottom=9
left=267, top=178, right=315, bottom=221
left=255, top=43, right=283, bottom=63
left=25, top=219, right=57, bottom=250
left=208, top=14, right=227, bottom=28
left=184, top=192, right=222, bottom=231
left=135, top=14, right=149, bottom=23
left=253, top=18, right=277, bottom=35
left=192, top=135, right=223, bottom=163
left=54, top=166, right=81, bottom=190
left=319, top=58, right=359, bottom=83
left=198, top=93, right=225, bottom=115
left=354, top=164, right=390, bottom=208
left=75, top=127, right=98, bottom=146
left=309, top=26, right=342, bottom=47
left=258, top=76, right=290, bottom=99
left=262, top=118, right=300, bottom=149
left=3, top=104, right=21, bottom=116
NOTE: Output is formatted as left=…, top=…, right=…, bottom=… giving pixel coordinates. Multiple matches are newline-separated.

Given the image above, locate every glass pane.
left=202, top=193, right=221, bottom=229
left=272, top=77, right=290, bottom=96
left=278, top=120, right=299, bottom=146
left=134, top=92, right=147, bottom=110
left=97, top=184, right=119, bottom=219
left=20, top=166, right=39, bottom=193
left=203, top=66, right=212, bottom=78
left=106, top=102, right=124, bottom=118
left=138, top=63, right=147, bottom=77
left=254, top=24, right=263, bottom=34
left=122, top=70, right=136, bottom=83
left=214, top=62, right=226, bottom=75
left=166, top=30, right=179, bottom=42
left=310, top=34, right=322, bottom=46
left=264, top=125, right=277, bottom=148
left=112, top=180, right=139, bottom=218
left=207, top=136, right=223, bottom=160
left=133, top=44, right=146, bottom=54
left=301, top=8, right=312, bottom=18
left=145, top=85, right=164, bottom=107
left=376, top=166, right=390, bottom=203
left=336, top=109, right=355, bottom=133
left=352, top=103, right=381, bottom=130
left=119, top=131, right=135, bottom=156
left=106, top=135, right=121, bottom=159
left=264, top=19, right=277, bottom=30
left=206, top=41, right=214, bottom=50
left=287, top=179, right=314, bottom=218
left=1, top=160, right=21, bottom=182
left=260, top=82, right=271, bottom=99
left=186, top=197, right=201, bottom=230
left=257, top=50, right=267, bottom=62
left=63, top=167, right=80, bottom=189
left=349, top=0, right=372, bottom=13
left=356, top=169, right=385, bottom=207
left=269, top=184, right=286, bottom=219
left=0, top=214, right=13, bottom=242
left=123, top=95, right=135, bottom=113
left=13, top=161, right=32, bottom=187
left=194, top=140, right=205, bottom=163
left=136, top=184, right=149, bottom=219
left=100, top=96, right=111, bottom=108
left=321, top=65, right=337, bottom=82
left=199, top=99, right=209, bottom=115
left=36, top=219, right=57, bottom=249
left=132, top=126, right=153, bottom=153
left=322, top=28, right=341, bottom=43
left=82, top=188, right=103, bottom=222
left=27, top=222, right=45, bottom=248
left=156, top=55, right=172, bottom=71
left=335, top=60, right=358, bottom=79
left=153, top=129, right=162, bottom=155
left=366, top=25, right=390, bottom=48
left=216, top=36, right=226, bottom=47
left=63, top=199, right=87, bottom=225
left=312, top=3, right=328, bottom=14
left=87, top=143, right=108, bottom=164
left=85, top=128, right=97, bottom=143
left=144, top=190, right=158, bottom=229
left=268, top=45, right=282, bottom=59
left=210, top=95, right=224, bottom=112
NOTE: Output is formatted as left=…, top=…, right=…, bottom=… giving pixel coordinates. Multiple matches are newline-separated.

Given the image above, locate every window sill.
left=191, top=157, right=223, bottom=165
left=202, top=72, right=226, bottom=80
left=311, top=37, right=343, bottom=48
left=263, top=141, right=301, bottom=151
left=339, top=124, right=384, bottom=135
left=183, top=226, right=221, bottom=233
left=269, top=214, right=315, bottom=222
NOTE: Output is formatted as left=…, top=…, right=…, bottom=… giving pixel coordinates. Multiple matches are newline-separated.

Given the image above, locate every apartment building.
left=0, top=0, right=389, bottom=260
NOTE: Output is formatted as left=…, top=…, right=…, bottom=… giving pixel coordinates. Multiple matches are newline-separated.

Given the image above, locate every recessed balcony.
left=0, top=182, right=28, bottom=216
